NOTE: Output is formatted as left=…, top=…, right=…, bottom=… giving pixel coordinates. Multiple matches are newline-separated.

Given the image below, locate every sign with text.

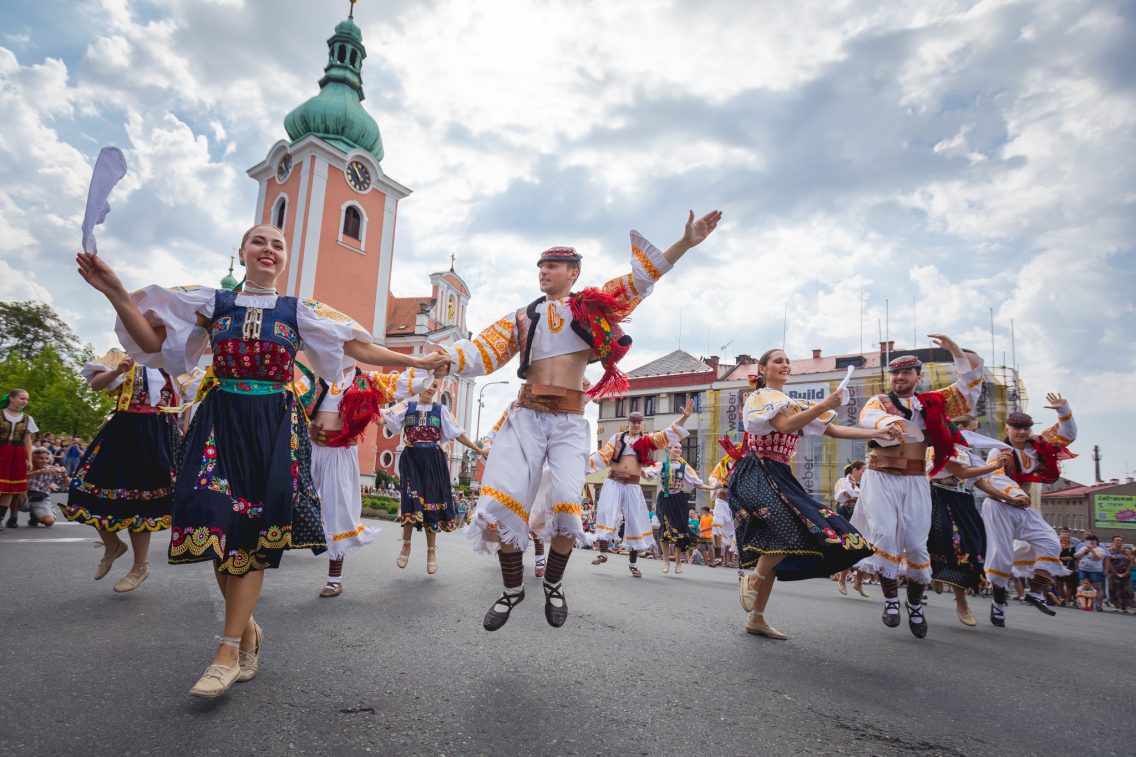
left=1095, top=494, right=1136, bottom=530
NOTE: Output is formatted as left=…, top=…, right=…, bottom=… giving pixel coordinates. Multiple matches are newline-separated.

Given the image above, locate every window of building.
left=598, top=399, right=612, bottom=419
left=680, top=436, right=699, bottom=468
left=672, top=392, right=687, bottom=414
left=350, top=50, right=358, bottom=67
left=337, top=45, right=346, bottom=63
left=379, top=450, right=394, bottom=468
left=343, top=206, right=362, bottom=241
left=272, top=196, right=287, bottom=230
left=643, top=395, right=655, bottom=416
left=614, top=398, right=625, bottom=418
left=629, top=396, right=640, bottom=414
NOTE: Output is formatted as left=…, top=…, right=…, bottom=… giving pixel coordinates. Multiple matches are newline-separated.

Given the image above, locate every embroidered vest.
left=209, top=290, right=300, bottom=382
left=514, top=293, right=633, bottom=386
left=114, top=367, right=175, bottom=414
left=403, top=401, right=442, bottom=447
left=0, top=413, right=30, bottom=446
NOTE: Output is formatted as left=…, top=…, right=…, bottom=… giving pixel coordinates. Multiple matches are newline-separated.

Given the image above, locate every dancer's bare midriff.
left=523, top=349, right=591, bottom=390
left=870, top=439, right=928, bottom=461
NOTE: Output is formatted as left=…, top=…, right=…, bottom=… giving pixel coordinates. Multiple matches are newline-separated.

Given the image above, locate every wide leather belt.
left=515, top=383, right=587, bottom=415
left=608, top=470, right=641, bottom=484
left=869, top=455, right=925, bottom=476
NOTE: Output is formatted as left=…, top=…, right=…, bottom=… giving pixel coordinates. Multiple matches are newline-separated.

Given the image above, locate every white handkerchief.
left=836, top=365, right=854, bottom=405
left=81, top=147, right=128, bottom=255
left=961, top=430, right=1011, bottom=450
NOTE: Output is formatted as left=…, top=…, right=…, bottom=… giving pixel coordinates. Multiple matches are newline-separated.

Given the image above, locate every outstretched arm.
left=345, top=341, right=449, bottom=372
left=661, top=210, right=722, bottom=265
left=1039, top=393, right=1076, bottom=446
left=76, top=253, right=169, bottom=354
left=88, top=357, right=134, bottom=392
left=456, top=433, right=488, bottom=458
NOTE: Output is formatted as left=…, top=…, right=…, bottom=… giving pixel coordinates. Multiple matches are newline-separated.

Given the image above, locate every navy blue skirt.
left=729, top=453, right=873, bottom=580
left=398, top=445, right=458, bottom=532
left=169, top=388, right=325, bottom=575
left=63, top=411, right=177, bottom=532
left=928, top=484, right=986, bottom=591
left=656, top=490, right=693, bottom=549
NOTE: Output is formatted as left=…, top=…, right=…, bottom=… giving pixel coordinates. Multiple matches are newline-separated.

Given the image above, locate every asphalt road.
left=1, top=512, right=1133, bottom=756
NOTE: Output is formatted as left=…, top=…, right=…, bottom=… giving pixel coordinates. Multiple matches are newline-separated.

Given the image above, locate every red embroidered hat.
left=887, top=354, right=922, bottom=372
left=628, top=411, right=644, bottom=422
left=538, top=246, right=582, bottom=264
left=1006, top=412, right=1034, bottom=428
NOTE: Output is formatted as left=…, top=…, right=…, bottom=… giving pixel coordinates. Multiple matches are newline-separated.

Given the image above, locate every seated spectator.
left=26, top=448, right=69, bottom=527
left=1075, top=579, right=1097, bottom=611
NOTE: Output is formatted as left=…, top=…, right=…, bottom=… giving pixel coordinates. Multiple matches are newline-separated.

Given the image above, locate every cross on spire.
left=348, top=0, right=357, bottom=19
left=450, top=252, right=456, bottom=271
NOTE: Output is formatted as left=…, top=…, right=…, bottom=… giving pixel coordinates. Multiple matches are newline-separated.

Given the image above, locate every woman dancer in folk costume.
left=383, top=378, right=486, bottom=574
left=62, top=349, right=185, bottom=592
left=732, top=350, right=890, bottom=640
left=76, top=224, right=447, bottom=698
left=589, top=402, right=694, bottom=578
left=297, top=362, right=434, bottom=598
left=435, top=209, right=721, bottom=632
left=975, top=395, right=1076, bottom=628
left=0, top=389, right=37, bottom=529
left=643, top=441, right=709, bottom=576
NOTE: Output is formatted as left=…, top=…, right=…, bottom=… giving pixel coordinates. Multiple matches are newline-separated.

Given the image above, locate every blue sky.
left=1, top=0, right=1134, bottom=482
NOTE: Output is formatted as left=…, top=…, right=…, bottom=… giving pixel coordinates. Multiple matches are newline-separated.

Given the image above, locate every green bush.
left=362, top=494, right=399, bottom=514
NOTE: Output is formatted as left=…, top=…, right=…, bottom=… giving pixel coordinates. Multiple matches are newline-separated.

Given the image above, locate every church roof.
left=386, top=296, right=434, bottom=336
left=283, top=11, right=383, bottom=160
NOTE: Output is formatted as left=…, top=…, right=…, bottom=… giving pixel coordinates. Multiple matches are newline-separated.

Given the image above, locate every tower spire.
left=349, top=0, right=356, bottom=19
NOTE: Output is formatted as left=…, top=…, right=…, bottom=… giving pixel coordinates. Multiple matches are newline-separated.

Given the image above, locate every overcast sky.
left=2, top=0, right=1134, bottom=483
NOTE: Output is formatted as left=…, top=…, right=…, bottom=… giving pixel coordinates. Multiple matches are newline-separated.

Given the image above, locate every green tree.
left=0, top=300, right=83, bottom=366
left=0, top=346, right=113, bottom=440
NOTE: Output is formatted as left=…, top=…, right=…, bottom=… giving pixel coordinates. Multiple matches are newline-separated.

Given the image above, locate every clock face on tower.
left=346, top=160, right=371, bottom=192
left=276, top=154, right=292, bottom=183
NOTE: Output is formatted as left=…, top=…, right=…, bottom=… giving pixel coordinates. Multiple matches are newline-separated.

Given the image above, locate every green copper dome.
left=283, top=14, right=383, bottom=161
left=220, top=257, right=240, bottom=291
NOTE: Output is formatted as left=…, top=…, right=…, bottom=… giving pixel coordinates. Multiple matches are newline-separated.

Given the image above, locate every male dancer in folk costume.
left=589, top=403, right=694, bottom=577
left=436, top=210, right=722, bottom=631
left=975, top=396, right=1076, bottom=627
left=643, top=441, right=710, bottom=575
left=853, top=335, right=985, bottom=639
left=296, top=362, right=434, bottom=597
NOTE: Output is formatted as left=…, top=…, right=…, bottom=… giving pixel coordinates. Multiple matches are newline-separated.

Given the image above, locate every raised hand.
left=821, top=388, right=845, bottom=409
left=927, top=333, right=961, bottom=355
left=116, top=356, right=135, bottom=375
left=1044, top=392, right=1066, bottom=410
left=681, top=210, right=722, bottom=249
left=76, top=252, right=128, bottom=298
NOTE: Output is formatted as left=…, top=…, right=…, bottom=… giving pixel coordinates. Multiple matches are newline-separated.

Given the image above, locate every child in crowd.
left=1075, top=578, right=1098, bottom=611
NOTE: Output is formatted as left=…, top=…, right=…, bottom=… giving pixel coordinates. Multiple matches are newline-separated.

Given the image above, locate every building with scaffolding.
left=592, top=341, right=1030, bottom=504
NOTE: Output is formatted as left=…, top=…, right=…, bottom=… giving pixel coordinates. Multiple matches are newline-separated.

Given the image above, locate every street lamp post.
left=475, top=380, right=510, bottom=442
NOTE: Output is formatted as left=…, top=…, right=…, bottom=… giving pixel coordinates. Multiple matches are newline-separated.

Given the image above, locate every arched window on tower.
left=338, top=202, right=367, bottom=252
left=337, top=45, right=346, bottom=64
left=272, top=195, right=287, bottom=230
left=343, top=206, right=362, bottom=241
left=350, top=50, right=358, bottom=67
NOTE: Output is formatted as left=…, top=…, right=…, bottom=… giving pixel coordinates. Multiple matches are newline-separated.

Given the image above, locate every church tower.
left=246, top=4, right=407, bottom=338
left=245, top=4, right=476, bottom=483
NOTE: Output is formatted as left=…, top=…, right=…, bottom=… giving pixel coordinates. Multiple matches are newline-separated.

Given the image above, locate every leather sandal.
left=906, top=602, right=929, bottom=639
left=882, top=599, right=901, bottom=628
left=95, top=539, right=128, bottom=580
left=628, top=564, right=641, bottom=578
left=113, top=562, right=150, bottom=593
left=674, top=560, right=683, bottom=574
left=1024, top=594, right=1056, bottom=616
left=319, top=582, right=343, bottom=598
left=956, top=603, right=977, bottom=627
left=854, top=582, right=870, bottom=598
left=990, top=604, right=1006, bottom=627
left=745, top=611, right=788, bottom=640
left=543, top=582, right=568, bottom=627
left=237, top=619, right=264, bottom=682
left=483, top=589, right=525, bottom=632
left=662, top=559, right=670, bottom=574
left=837, top=579, right=848, bottom=596
left=396, top=540, right=411, bottom=569
left=426, top=547, right=438, bottom=575
left=190, top=637, right=241, bottom=698
left=590, top=554, right=607, bottom=565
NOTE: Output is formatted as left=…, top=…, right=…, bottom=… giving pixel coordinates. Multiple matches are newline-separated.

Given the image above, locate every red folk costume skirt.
left=0, top=444, right=29, bottom=494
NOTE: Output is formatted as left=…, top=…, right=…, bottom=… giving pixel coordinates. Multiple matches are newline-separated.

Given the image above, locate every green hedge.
left=361, top=494, right=398, bottom=521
